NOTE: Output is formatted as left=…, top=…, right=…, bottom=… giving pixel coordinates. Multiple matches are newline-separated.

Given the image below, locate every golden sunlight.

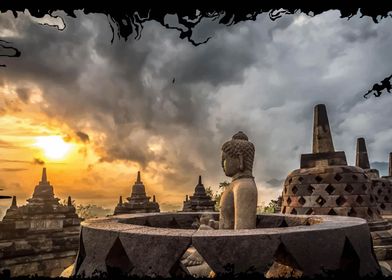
left=34, top=135, right=72, bottom=160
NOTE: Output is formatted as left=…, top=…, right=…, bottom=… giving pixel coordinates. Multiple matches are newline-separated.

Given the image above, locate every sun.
left=34, top=135, right=72, bottom=160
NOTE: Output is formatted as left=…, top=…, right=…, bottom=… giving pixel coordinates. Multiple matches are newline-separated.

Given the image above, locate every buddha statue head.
left=221, top=131, right=255, bottom=179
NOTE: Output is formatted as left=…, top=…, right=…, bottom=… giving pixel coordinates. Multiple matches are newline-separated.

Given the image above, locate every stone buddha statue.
left=219, top=131, right=258, bottom=229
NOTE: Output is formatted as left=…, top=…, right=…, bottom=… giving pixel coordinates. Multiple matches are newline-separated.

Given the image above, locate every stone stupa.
left=114, top=171, right=160, bottom=215
left=356, top=138, right=392, bottom=216
left=182, top=176, right=216, bottom=212
left=0, top=168, right=81, bottom=277
left=281, top=104, right=392, bottom=264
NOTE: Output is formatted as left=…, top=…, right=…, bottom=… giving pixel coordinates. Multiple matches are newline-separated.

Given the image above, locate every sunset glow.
left=34, top=136, right=72, bottom=160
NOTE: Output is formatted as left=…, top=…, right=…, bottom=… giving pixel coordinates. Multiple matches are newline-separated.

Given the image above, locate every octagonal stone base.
left=72, top=212, right=380, bottom=278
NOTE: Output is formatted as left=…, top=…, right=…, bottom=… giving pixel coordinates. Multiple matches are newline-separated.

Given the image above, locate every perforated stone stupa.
left=281, top=104, right=392, bottom=263
left=114, top=171, right=160, bottom=215
left=281, top=104, right=381, bottom=219
left=0, top=168, right=81, bottom=277
left=182, top=176, right=216, bottom=212
left=356, top=138, right=392, bottom=215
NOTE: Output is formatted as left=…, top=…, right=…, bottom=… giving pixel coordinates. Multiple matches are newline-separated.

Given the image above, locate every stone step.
left=374, top=245, right=392, bottom=261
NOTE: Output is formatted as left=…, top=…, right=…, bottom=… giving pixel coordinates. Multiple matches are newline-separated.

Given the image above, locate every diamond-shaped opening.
left=74, top=230, right=86, bottom=275
left=284, top=186, right=287, bottom=194
left=315, top=175, right=323, bottom=183
left=328, top=208, right=337, bottom=215
left=177, top=245, right=215, bottom=277
left=325, top=184, right=335, bottom=195
left=362, top=184, right=368, bottom=191
left=298, top=176, right=304, bottom=183
left=336, top=196, right=347, bottom=207
left=382, top=182, right=386, bottom=187
left=305, top=208, right=314, bottom=215
left=292, top=185, right=298, bottom=195
left=380, top=203, right=386, bottom=210
left=356, top=196, right=364, bottom=205
left=298, top=196, right=306, bottom=205
left=345, top=184, right=354, bottom=193
left=363, top=174, right=368, bottom=179
left=352, top=175, right=358, bottom=181
left=334, top=173, right=343, bottom=182
left=169, top=217, right=180, bottom=228
left=348, top=208, right=357, bottom=217
left=288, top=178, right=293, bottom=184
left=282, top=206, right=286, bottom=214
left=290, top=208, right=297, bottom=214
left=378, top=189, right=382, bottom=195
left=307, top=185, right=315, bottom=195
left=385, top=196, right=390, bottom=202
left=287, top=197, right=292, bottom=206
left=370, top=195, right=375, bottom=203
left=105, top=237, right=134, bottom=277
left=375, top=196, right=379, bottom=202
left=265, top=243, right=303, bottom=278
left=279, top=219, right=289, bottom=227
left=339, top=238, right=360, bottom=277
left=316, top=196, right=326, bottom=206
left=367, top=208, right=373, bottom=217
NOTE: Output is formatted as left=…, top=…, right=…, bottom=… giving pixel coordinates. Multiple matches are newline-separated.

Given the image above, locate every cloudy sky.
left=0, top=10, right=391, bottom=215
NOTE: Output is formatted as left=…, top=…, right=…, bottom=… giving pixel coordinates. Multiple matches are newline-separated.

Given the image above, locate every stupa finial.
left=356, top=138, right=370, bottom=169
left=67, top=196, right=72, bottom=207
left=312, top=104, right=335, bottom=153
left=11, top=196, right=17, bottom=209
left=389, top=152, right=392, bottom=177
left=136, top=171, right=141, bottom=183
left=41, top=167, right=47, bottom=183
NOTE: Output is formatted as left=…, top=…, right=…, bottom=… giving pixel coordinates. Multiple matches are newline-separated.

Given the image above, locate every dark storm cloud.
left=32, top=158, right=45, bottom=165
left=76, top=131, right=90, bottom=143
left=1, top=10, right=392, bottom=203
left=15, top=87, right=31, bottom=103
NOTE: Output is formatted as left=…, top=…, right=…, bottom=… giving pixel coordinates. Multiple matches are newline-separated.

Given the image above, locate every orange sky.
left=0, top=89, right=277, bottom=216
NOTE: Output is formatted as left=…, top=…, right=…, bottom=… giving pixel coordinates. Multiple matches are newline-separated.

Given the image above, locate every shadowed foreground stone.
left=72, top=212, right=380, bottom=278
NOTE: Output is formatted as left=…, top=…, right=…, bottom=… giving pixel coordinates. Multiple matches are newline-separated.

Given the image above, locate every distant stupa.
left=182, top=176, right=216, bottom=212
left=114, top=171, right=160, bottom=215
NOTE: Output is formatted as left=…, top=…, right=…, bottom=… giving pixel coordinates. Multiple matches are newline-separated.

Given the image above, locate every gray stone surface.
left=72, top=212, right=380, bottom=278
left=312, top=104, right=335, bottom=154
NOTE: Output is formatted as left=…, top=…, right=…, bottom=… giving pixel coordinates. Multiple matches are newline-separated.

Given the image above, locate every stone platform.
left=72, top=212, right=380, bottom=278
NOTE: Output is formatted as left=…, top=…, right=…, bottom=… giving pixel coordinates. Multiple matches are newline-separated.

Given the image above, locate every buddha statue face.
left=221, top=131, right=255, bottom=178
left=221, top=151, right=242, bottom=177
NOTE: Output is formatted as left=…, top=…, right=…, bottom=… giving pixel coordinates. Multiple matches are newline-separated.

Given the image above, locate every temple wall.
left=0, top=251, right=77, bottom=277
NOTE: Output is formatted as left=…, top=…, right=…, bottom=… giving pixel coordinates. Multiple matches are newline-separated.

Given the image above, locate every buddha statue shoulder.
left=219, top=131, right=258, bottom=229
